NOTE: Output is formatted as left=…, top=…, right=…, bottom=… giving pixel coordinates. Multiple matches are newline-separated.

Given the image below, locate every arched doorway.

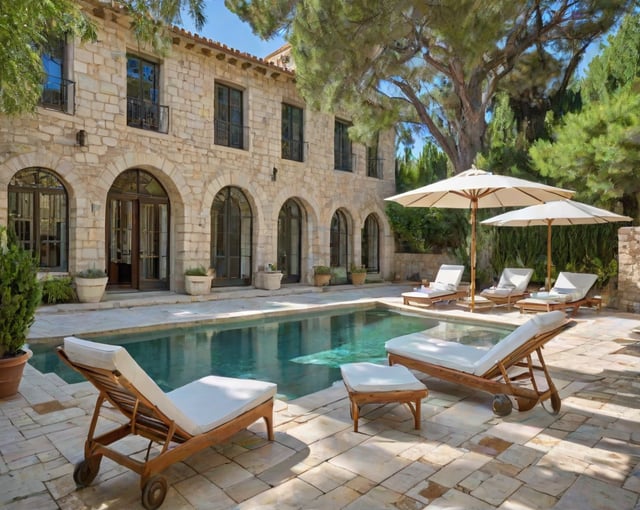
left=211, top=186, right=252, bottom=286
left=107, top=169, right=170, bottom=290
left=330, top=210, right=349, bottom=283
left=8, top=168, right=68, bottom=271
left=277, top=199, right=302, bottom=283
left=362, top=214, right=380, bottom=273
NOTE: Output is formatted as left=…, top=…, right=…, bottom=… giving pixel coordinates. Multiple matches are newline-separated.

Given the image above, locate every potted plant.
left=0, top=226, right=42, bottom=398
left=350, top=264, right=367, bottom=285
left=256, top=263, right=283, bottom=290
left=313, top=265, right=332, bottom=287
left=75, top=268, right=108, bottom=303
left=184, top=266, right=214, bottom=295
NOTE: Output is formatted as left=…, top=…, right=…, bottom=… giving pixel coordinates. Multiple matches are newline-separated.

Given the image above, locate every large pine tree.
left=227, top=0, right=632, bottom=173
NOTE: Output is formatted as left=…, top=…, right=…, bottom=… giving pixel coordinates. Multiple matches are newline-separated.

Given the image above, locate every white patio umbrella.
left=385, top=167, right=574, bottom=310
left=482, top=199, right=632, bottom=290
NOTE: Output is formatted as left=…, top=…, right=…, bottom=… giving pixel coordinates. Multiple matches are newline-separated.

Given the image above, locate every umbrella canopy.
left=482, top=199, right=632, bottom=290
left=386, top=167, right=574, bottom=310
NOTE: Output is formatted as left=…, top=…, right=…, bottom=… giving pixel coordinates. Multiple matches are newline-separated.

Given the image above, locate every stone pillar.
left=618, top=226, right=640, bottom=313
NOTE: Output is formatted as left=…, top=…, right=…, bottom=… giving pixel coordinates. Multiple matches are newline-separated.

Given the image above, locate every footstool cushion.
left=340, top=362, right=428, bottom=432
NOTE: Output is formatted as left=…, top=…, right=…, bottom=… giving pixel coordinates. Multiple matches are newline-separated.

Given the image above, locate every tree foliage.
left=530, top=12, right=640, bottom=221
left=227, top=0, right=632, bottom=173
left=0, top=0, right=95, bottom=114
left=0, top=0, right=205, bottom=114
left=531, top=82, right=640, bottom=219
left=581, top=13, right=640, bottom=104
left=386, top=142, right=468, bottom=253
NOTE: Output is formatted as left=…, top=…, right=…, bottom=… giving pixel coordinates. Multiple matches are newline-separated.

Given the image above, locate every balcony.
left=127, top=97, right=169, bottom=134
left=39, top=76, right=75, bottom=114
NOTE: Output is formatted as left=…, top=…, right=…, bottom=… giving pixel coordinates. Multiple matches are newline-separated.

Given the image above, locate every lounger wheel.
left=141, top=475, right=167, bottom=510
left=492, top=394, right=513, bottom=416
left=73, top=457, right=101, bottom=487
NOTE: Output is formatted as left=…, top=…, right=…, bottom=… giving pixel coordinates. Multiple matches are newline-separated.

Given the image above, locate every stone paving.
left=2, top=284, right=640, bottom=509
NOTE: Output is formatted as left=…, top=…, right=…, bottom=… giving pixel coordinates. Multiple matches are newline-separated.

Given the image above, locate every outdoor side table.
left=340, top=362, right=428, bottom=432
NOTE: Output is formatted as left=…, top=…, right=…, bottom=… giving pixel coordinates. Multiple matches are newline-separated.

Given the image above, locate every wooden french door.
left=107, top=170, right=169, bottom=290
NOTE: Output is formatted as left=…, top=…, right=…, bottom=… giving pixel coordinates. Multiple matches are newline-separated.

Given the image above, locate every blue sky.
left=179, top=4, right=287, bottom=58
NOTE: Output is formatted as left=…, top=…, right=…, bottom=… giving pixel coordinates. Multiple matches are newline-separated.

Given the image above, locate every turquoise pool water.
left=29, top=306, right=513, bottom=400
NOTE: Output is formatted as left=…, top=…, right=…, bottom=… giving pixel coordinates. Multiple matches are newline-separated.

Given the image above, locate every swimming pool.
left=29, top=306, right=513, bottom=400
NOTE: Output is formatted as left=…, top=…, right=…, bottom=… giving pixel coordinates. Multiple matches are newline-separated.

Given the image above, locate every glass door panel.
left=108, top=198, right=134, bottom=287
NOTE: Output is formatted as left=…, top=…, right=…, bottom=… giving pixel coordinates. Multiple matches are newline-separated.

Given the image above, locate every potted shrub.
left=184, top=266, right=214, bottom=295
left=0, top=226, right=42, bottom=398
left=350, top=264, right=367, bottom=286
left=75, top=268, right=108, bottom=303
left=313, top=265, right=332, bottom=287
left=256, top=263, right=283, bottom=290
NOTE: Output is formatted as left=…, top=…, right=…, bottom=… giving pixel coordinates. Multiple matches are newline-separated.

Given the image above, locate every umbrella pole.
left=546, top=220, right=552, bottom=291
left=470, top=201, right=477, bottom=310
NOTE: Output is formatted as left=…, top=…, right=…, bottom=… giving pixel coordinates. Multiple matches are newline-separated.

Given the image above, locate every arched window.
left=278, top=199, right=302, bottom=283
left=330, top=210, right=349, bottom=268
left=9, top=168, right=68, bottom=270
left=211, top=187, right=253, bottom=286
left=362, top=214, right=380, bottom=272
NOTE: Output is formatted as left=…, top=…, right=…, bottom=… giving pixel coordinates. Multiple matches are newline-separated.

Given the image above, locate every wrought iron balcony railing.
left=127, top=97, right=169, bottom=134
left=39, top=76, right=75, bottom=114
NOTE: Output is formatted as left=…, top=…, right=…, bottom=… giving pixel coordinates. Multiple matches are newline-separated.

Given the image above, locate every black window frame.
left=281, top=103, right=304, bottom=162
left=39, top=33, right=75, bottom=113
left=126, top=53, right=168, bottom=133
left=214, top=83, right=245, bottom=149
left=8, top=168, right=69, bottom=272
left=334, top=119, right=353, bottom=172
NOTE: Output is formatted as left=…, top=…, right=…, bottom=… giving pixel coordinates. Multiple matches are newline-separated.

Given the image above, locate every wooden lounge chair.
left=385, top=311, right=572, bottom=416
left=402, top=264, right=466, bottom=307
left=58, top=336, right=277, bottom=510
left=480, top=267, right=533, bottom=308
left=515, top=272, right=598, bottom=316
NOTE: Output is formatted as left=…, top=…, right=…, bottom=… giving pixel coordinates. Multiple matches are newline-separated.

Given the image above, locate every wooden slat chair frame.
left=515, top=296, right=592, bottom=316
left=515, top=272, right=598, bottom=317
left=403, top=288, right=468, bottom=307
left=480, top=268, right=534, bottom=309
left=57, top=347, right=274, bottom=510
left=387, top=320, right=572, bottom=416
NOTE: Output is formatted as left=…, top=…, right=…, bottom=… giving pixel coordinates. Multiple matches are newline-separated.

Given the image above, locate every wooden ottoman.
left=340, top=362, right=428, bottom=432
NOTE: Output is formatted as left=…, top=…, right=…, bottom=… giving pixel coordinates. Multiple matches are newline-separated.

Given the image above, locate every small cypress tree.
left=0, top=226, right=42, bottom=357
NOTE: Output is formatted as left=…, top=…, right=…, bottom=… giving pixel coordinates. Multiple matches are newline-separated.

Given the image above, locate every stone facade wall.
left=618, top=227, right=640, bottom=313
left=392, top=253, right=459, bottom=282
left=0, top=1, right=396, bottom=291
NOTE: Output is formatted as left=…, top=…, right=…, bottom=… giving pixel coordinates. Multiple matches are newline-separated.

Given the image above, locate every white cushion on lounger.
left=551, top=272, right=597, bottom=301
left=482, top=287, right=513, bottom=297
left=499, top=268, right=533, bottom=293
left=63, top=336, right=276, bottom=436
left=340, top=362, right=426, bottom=392
left=386, top=311, right=566, bottom=376
left=402, top=289, right=455, bottom=300
left=386, top=333, right=486, bottom=373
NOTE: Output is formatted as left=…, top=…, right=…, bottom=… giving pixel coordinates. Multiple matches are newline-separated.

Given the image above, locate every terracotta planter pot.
left=351, top=272, right=366, bottom=285
left=314, top=273, right=331, bottom=286
left=0, top=350, right=32, bottom=398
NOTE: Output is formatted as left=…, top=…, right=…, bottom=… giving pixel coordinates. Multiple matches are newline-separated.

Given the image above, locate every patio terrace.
left=1, top=284, right=640, bottom=509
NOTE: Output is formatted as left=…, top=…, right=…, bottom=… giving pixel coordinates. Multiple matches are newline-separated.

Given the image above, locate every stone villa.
left=0, top=0, right=395, bottom=293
